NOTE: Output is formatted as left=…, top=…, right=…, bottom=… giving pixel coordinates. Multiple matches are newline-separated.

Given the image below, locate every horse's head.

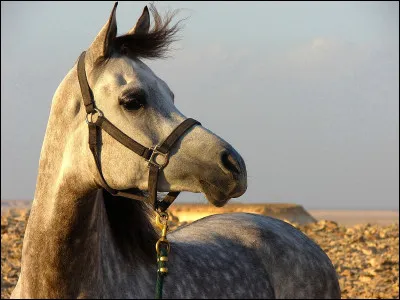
left=80, top=3, right=246, bottom=207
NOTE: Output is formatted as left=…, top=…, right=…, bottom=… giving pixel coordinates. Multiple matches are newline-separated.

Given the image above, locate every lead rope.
left=155, top=211, right=170, bottom=299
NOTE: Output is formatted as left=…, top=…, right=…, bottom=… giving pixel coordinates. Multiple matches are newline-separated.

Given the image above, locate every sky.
left=1, top=1, right=399, bottom=210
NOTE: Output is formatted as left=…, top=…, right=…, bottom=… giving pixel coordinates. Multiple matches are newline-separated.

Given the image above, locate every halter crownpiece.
left=77, top=51, right=200, bottom=212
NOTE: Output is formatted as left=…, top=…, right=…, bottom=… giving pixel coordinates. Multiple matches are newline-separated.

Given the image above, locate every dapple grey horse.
left=11, top=3, right=340, bottom=299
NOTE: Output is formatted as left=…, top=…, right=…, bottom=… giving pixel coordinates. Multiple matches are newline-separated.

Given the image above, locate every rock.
left=359, top=275, right=372, bottom=283
left=361, top=247, right=377, bottom=255
left=368, top=258, right=380, bottom=267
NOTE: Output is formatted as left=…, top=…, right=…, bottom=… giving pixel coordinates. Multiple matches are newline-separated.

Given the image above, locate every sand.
left=2, top=200, right=398, bottom=226
left=1, top=202, right=399, bottom=299
left=167, top=203, right=399, bottom=226
left=308, top=210, right=399, bottom=226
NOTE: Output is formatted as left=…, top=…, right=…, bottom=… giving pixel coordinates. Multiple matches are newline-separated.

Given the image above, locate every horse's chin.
left=199, top=180, right=231, bottom=207
left=207, top=197, right=230, bottom=207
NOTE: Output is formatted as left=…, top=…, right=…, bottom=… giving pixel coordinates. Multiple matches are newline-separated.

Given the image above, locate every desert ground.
left=1, top=201, right=399, bottom=299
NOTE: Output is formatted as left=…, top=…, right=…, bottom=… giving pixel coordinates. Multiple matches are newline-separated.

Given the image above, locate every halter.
left=77, top=51, right=200, bottom=212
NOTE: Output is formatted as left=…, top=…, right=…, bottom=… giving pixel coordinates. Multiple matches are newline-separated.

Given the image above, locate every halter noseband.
left=77, top=51, right=200, bottom=212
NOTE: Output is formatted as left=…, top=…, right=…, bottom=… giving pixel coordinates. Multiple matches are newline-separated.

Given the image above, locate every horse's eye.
left=119, top=90, right=146, bottom=111
left=122, top=99, right=143, bottom=111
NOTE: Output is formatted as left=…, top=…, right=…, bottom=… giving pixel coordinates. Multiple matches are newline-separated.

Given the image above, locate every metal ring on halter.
left=156, top=212, right=169, bottom=228
left=147, top=145, right=169, bottom=169
left=85, top=108, right=104, bottom=125
left=156, top=238, right=171, bottom=254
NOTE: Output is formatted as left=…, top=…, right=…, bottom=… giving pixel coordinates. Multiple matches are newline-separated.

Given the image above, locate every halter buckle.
left=85, top=108, right=103, bottom=125
left=148, top=145, right=169, bottom=169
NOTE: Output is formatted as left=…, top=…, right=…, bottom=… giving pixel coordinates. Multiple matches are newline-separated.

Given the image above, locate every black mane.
left=102, top=189, right=158, bottom=262
left=113, top=4, right=184, bottom=60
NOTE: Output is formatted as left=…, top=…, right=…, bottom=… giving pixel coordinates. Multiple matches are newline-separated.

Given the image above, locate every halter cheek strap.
left=77, top=51, right=200, bottom=211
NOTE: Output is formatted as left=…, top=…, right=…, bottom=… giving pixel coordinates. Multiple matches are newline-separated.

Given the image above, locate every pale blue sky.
left=1, top=1, right=399, bottom=210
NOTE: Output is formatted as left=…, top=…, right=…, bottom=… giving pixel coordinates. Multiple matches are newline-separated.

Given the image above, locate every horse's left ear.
left=128, top=6, right=150, bottom=34
left=87, top=2, right=118, bottom=64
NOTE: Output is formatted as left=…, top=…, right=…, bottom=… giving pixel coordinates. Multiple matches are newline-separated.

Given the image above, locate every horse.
left=11, top=3, right=340, bottom=299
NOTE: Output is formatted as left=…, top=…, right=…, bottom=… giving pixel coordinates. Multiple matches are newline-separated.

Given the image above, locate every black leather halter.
left=77, top=51, right=200, bottom=212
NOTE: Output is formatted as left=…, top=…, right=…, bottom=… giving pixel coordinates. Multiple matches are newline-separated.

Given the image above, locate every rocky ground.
left=1, top=208, right=399, bottom=299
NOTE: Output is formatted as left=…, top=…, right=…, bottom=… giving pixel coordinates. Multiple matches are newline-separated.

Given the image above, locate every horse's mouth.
left=199, top=180, right=234, bottom=207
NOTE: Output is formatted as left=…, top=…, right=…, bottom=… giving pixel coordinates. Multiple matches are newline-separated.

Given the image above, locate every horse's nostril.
left=220, top=150, right=241, bottom=175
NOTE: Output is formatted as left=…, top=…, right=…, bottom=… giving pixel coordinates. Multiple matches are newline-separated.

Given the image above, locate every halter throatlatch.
left=77, top=51, right=200, bottom=212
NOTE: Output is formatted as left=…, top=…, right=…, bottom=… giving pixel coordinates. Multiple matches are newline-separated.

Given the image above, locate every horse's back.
left=169, top=213, right=340, bottom=299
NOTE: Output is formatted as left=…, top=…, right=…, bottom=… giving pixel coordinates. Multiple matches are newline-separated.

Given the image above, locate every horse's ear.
left=128, top=6, right=150, bottom=35
left=87, top=2, right=118, bottom=64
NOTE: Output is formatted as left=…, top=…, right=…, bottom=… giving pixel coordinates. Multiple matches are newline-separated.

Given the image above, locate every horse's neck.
left=22, top=184, right=108, bottom=297
left=22, top=174, right=153, bottom=297
left=18, top=69, right=153, bottom=297
left=21, top=136, right=115, bottom=295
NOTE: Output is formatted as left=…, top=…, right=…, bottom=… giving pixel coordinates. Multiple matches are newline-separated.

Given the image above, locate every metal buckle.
left=148, top=145, right=169, bottom=169
left=85, top=108, right=103, bottom=124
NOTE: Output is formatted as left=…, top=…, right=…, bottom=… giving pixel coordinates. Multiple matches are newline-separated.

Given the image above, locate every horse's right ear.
left=86, top=2, right=118, bottom=66
left=128, top=6, right=150, bottom=35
